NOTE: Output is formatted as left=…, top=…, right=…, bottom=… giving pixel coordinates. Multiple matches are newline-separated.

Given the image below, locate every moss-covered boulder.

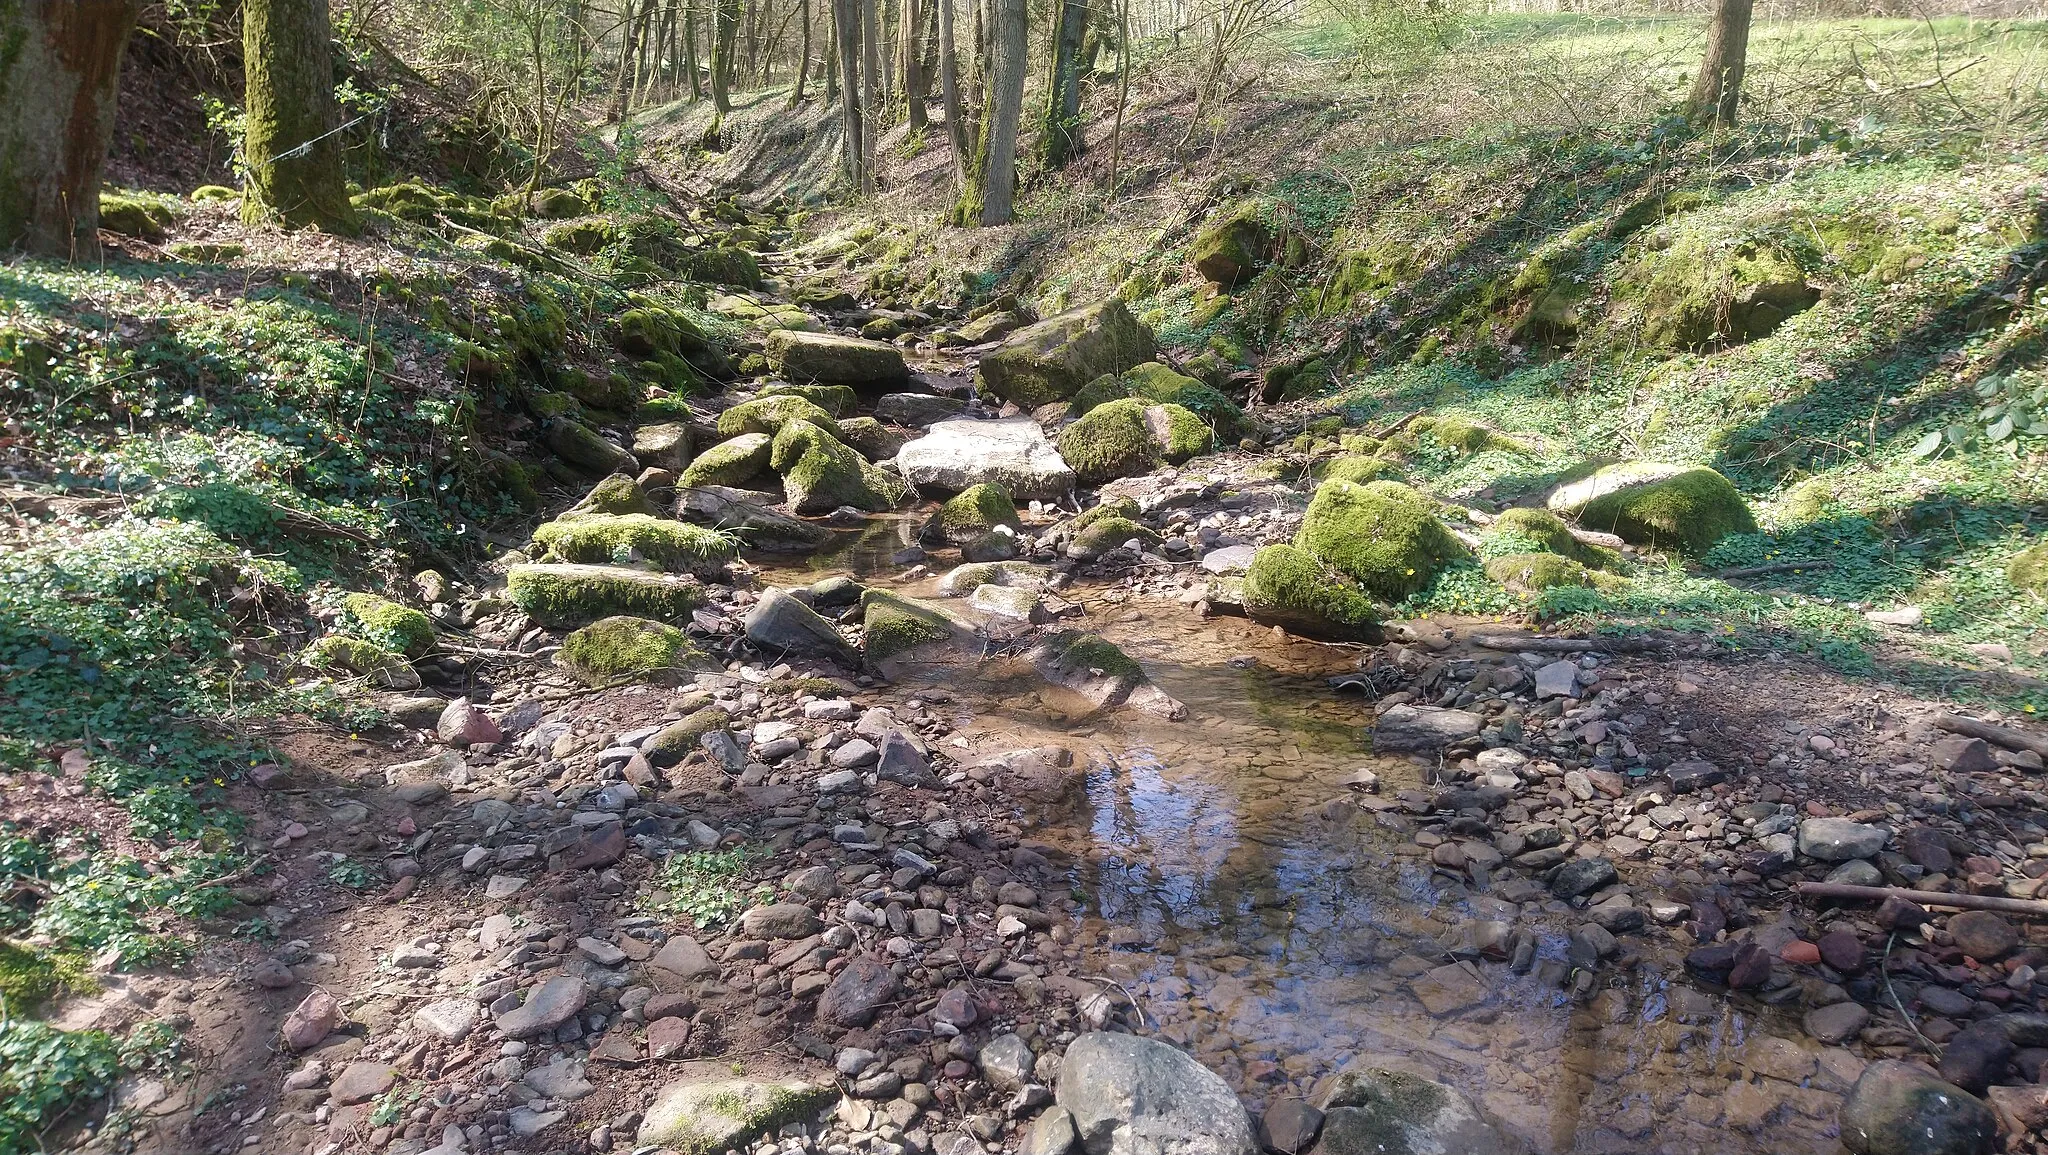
left=1546, top=462, right=1755, bottom=555
left=835, top=416, right=903, bottom=462
left=1484, top=552, right=1603, bottom=595
left=1296, top=480, right=1469, bottom=601
left=860, top=589, right=964, bottom=662
left=1192, top=201, right=1274, bottom=287
left=617, top=307, right=714, bottom=359
left=558, top=616, right=709, bottom=685
left=632, top=423, right=692, bottom=471
left=531, top=513, right=737, bottom=576
left=1056, top=398, right=1210, bottom=485
left=342, top=593, right=436, bottom=657
left=927, top=483, right=1021, bottom=546
left=717, top=395, right=842, bottom=440
left=1242, top=544, right=1382, bottom=642
left=1028, top=630, right=1185, bottom=719
left=764, top=330, right=909, bottom=389
left=638, top=1078, right=836, bottom=1155
left=565, top=369, right=642, bottom=411
left=1320, top=454, right=1402, bottom=485
left=544, top=419, right=638, bottom=476
left=2009, top=543, right=2048, bottom=593
left=561, top=474, right=656, bottom=519
left=1426, top=415, right=1529, bottom=455
left=542, top=218, right=617, bottom=255
left=506, top=564, right=707, bottom=628
left=769, top=422, right=911, bottom=514
left=98, top=192, right=176, bottom=240
left=1637, top=236, right=1820, bottom=348
left=978, top=299, right=1156, bottom=409
left=1067, top=516, right=1161, bottom=561
left=1485, top=506, right=1622, bottom=570
left=1073, top=361, right=1251, bottom=443
left=306, top=635, right=421, bottom=689
left=758, top=382, right=858, bottom=417
left=677, top=246, right=763, bottom=288
left=680, top=433, right=773, bottom=489
left=935, top=560, right=1052, bottom=597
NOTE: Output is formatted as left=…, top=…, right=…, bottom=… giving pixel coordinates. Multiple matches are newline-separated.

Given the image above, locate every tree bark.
left=901, top=0, right=927, bottom=130
left=1040, top=0, right=1087, bottom=167
left=242, top=0, right=358, bottom=233
left=0, top=0, right=140, bottom=256
left=936, top=0, right=969, bottom=188
left=685, top=0, right=704, bottom=100
left=954, top=0, right=1022, bottom=225
left=831, top=0, right=866, bottom=191
left=1685, top=0, right=1753, bottom=127
left=710, top=0, right=738, bottom=110
left=860, top=0, right=880, bottom=181
left=787, top=0, right=812, bottom=106
left=824, top=0, right=839, bottom=103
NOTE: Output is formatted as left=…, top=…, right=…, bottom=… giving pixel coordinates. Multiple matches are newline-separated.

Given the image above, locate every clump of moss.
left=758, top=383, right=858, bottom=417
left=1427, top=415, right=1528, bottom=455
left=1057, top=398, right=1163, bottom=484
left=1296, top=480, right=1469, bottom=601
left=531, top=514, right=737, bottom=576
left=860, top=590, right=958, bottom=661
left=930, top=483, right=1021, bottom=546
left=305, top=635, right=419, bottom=688
left=1485, top=507, right=1622, bottom=569
left=680, top=433, right=773, bottom=489
left=2009, top=543, right=2048, bottom=594
left=1484, top=552, right=1601, bottom=594
left=1068, top=516, right=1161, bottom=560
left=770, top=422, right=909, bottom=514
left=1547, top=462, right=1756, bottom=555
left=98, top=192, right=177, bottom=240
left=190, top=184, right=239, bottom=203
left=1074, top=362, right=1252, bottom=442
left=1070, top=497, right=1141, bottom=533
left=505, top=564, right=707, bottom=628
left=1242, top=544, right=1382, bottom=641
left=558, top=616, right=708, bottom=685
left=341, top=593, right=436, bottom=657
left=1319, top=454, right=1401, bottom=485
left=718, top=395, right=842, bottom=440
left=1634, top=234, right=1819, bottom=348
left=1043, top=631, right=1144, bottom=681
left=0, top=942, right=66, bottom=1010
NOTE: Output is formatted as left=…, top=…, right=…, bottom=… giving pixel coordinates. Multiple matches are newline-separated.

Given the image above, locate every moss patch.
left=1484, top=551, right=1601, bottom=594
left=0, top=941, right=66, bottom=1010
left=1156, top=404, right=1214, bottom=462
left=1296, top=480, right=1470, bottom=601
left=1043, top=631, right=1145, bottom=681
left=558, top=616, right=708, bottom=685
left=532, top=514, right=737, bottom=576
left=1428, top=415, right=1528, bottom=455
left=1548, top=462, right=1756, bottom=555
left=305, top=635, right=418, bottom=688
left=1320, top=454, right=1402, bottom=485
left=770, top=422, right=909, bottom=514
left=718, top=395, right=842, bottom=440
left=1635, top=234, right=1820, bottom=349
left=1070, top=497, right=1142, bottom=534
left=1057, top=398, right=1163, bottom=484
left=680, top=433, right=773, bottom=489
left=860, top=589, right=959, bottom=661
left=98, top=192, right=176, bottom=240
left=644, top=706, right=736, bottom=765
left=1485, top=506, right=1623, bottom=569
left=933, top=483, right=1021, bottom=545
left=1069, top=516, right=1161, bottom=559
left=2010, top=543, right=2048, bottom=594
left=341, top=593, right=436, bottom=657
left=757, top=382, right=858, bottom=417
left=505, top=564, right=707, bottom=628
left=1242, top=544, right=1382, bottom=641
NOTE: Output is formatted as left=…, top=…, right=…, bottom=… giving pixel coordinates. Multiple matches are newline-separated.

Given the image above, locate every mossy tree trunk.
left=1040, top=0, right=1087, bottom=168
left=0, top=0, right=140, bottom=257
left=936, top=0, right=969, bottom=188
left=831, top=0, right=867, bottom=191
left=1685, top=0, right=1753, bottom=127
left=242, top=0, right=359, bottom=233
left=952, top=0, right=1022, bottom=225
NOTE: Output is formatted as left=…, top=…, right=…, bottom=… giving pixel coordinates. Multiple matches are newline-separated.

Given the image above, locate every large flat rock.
left=896, top=417, right=1076, bottom=501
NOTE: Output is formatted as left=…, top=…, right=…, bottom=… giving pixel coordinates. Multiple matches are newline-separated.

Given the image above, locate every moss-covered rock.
left=98, top=192, right=176, bottom=240
left=531, top=513, right=737, bottom=576
left=677, top=246, right=763, bottom=288
left=1485, top=506, right=1622, bottom=570
left=1067, top=516, right=1161, bottom=561
left=718, top=395, right=842, bottom=440
left=632, top=423, right=692, bottom=471
left=544, top=419, right=638, bottom=476
left=770, top=422, right=911, bottom=514
left=1296, top=480, right=1469, bottom=601
left=558, top=616, right=709, bottom=685
left=1547, top=462, right=1755, bottom=555
left=1636, top=235, right=1820, bottom=348
left=2010, top=543, right=2048, bottom=594
left=1055, top=398, right=1170, bottom=484
left=190, top=184, right=239, bottom=203
left=1069, top=497, right=1142, bottom=533
left=565, top=368, right=643, bottom=411
left=542, top=218, right=617, bottom=255
left=1119, top=362, right=1251, bottom=442
left=835, top=416, right=903, bottom=462
left=638, top=1079, right=837, bottom=1155
left=506, top=564, right=707, bottom=628
left=680, top=433, right=773, bottom=488
left=564, top=474, right=658, bottom=519
left=1427, top=415, right=1528, bottom=455
left=644, top=705, right=736, bottom=766
left=1484, top=552, right=1601, bottom=594
left=1028, top=630, right=1182, bottom=718
left=1154, top=404, right=1214, bottom=462
left=341, top=593, right=437, bottom=657
left=1192, top=200, right=1274, bottom=287
left=530, top=186, right=595, bottom=218
left=758, top=382, right=858, bottom=417
left=164, top=241, right=245, bottom=263
left=1320, top=454, right=1402, bottom=485
left=764, top=330, right=909, bottom=389
left=928, top=483, right=1021, bottom=546
left=860, top=589, right=962, bottom=662
left=618, top=307, right=713, bottom=358
left=978, top=299, right=1156, bottom=409
left=1242, top=544, right=1382, bottom=641
left=305, top=635, right=421, bottom=689
left=935, top=560, right=1052, bottom=596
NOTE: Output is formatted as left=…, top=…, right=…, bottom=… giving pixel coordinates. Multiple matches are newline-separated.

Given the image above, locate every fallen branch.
left=1716, top=560, right=1831, bottom=579
left=1471, top=634, right=1675, bottom=654
left=1936, top=714, right=2048, bottom=758
left=1796, top=881, right=2048, bottom=919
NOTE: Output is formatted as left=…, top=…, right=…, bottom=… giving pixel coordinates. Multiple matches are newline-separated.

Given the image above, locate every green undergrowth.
left=642, top=848, right=773, bottom=929
left=0, top=1016, right=185, bottom=1155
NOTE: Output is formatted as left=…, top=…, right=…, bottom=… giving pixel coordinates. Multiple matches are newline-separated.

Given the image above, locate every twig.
left=1796, top=881, right=2048, bottom=919
left=1882, top=931, right=1940, bottom=1058
left=195, top=852, right=273, bottom=891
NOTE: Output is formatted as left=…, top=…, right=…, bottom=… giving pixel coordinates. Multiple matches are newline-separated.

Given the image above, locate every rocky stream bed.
left=46, top=229, right=2048, bottom=1155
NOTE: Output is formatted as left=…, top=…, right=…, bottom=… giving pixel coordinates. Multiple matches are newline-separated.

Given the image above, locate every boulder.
left=926, top=483, right=1021, bottom=546
left=1840, top=1060, right=1997, bottom=1155
left=558, top=616, right=709, bottom=685
left=936, top=560, right=1052, bottom=597
left=756, top=382, right=858, bottom=416
left=1192, top=201, right=1275, bottom=287
left=1371, top=704, right=1482, bottom=751
left=1640, top=235, right=1818, bottom=348
left=1030, top=631, right=1184, bottom=720
left=1055, top=398, right=1210, bottom=485
left=745, top=589, right=859, bottom=664
left=770, top=422, right=910, bottom=514
left=862, top=589, right=967, bottom=662
left=674, top=485, right=830, bottom=552
left=495, top=976, right=589, bottom=1039
left=304, top=636, right=420, bottom=690
left=506, top=564, right=706, bottom=628
left=530, top=513, right=737, bottom=577
left=1241, top=544, right=1381, bottom=642
left=978, top=300, right=1156, bottom=409
left=875, top=392, right=969, bottom=427
left=1546, top=462, right=1755, bottom=555
left=818, top=956, right=899, bottom=1027
left=680, top=433, right=774, bottom=489
left=632, top=423, right=692, bottom=470
left=1071, top=361, right=1252, bottom=443
left=562, top=474, right=658, bottom=519
left=1296, top=480, right=1468, bottom=601
left=1307, top=1057, right=1508, bottom=1155
left=544, top=419, right=637, bottom=476
left=638, top=1079, right=836, bottom=1155
left=896, top=417, right=1077, bottom=501
left=717, top=395, right=842, bottom=440
left=1056, top=1031, right=1255, bottom=1155
left=836, top=416, right=905, bottom=462
left=1796, top=818, right=1888, bottom=862
left=765, top=330, right=909, bottom=389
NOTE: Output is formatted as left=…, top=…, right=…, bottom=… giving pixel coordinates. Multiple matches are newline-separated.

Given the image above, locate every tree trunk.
left=860, top=0, right=880, bottom=180
left=743, top=0, right=759, bottom=87
left=610, top=0, right=640, bottom=119
left=936, top=0, right=969, bottom=187
left=1685, top=0, right=1753, bottom=127
left=824, top=0, right=839, bottom=103
left=242, top=0, right=358, bottom=233
left=954, top=0, right=1022, bottom=225
left=685, top=0, right=704, bottom=100
left=1108, top=0, right=1128, bottom=186
left=1040, top=0, right=1086, bottom=167
left=710, top=0, right=738, bottom=110
left=788, top=0, right=812, bottom=106
left=0, top=0, right=140, bottom=256
left=901, top=0, right=927, bottom=130
left=831, top=0, right=866, bottom=191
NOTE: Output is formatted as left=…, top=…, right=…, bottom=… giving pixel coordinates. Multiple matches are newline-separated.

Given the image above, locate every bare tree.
left=243, top=0, right=359, bottom=232
left=1041, top=0, right=1088, bottom=167
left=0, top=0, right=141, bottom=256
left=788, top=0, right=813, bottom=106
left=832, top=0, right=869, bottom=191
left=1685, top=0, right=1754, bottom=127
left=901, top=0, right=928, bottom=129
left=936, top=0, right=971, bottom=187
left=860, top=0, right=881, bottom=178
left=953, top=0, right=1023, bottom=225
left=710, top=0, right=739, bottom=110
